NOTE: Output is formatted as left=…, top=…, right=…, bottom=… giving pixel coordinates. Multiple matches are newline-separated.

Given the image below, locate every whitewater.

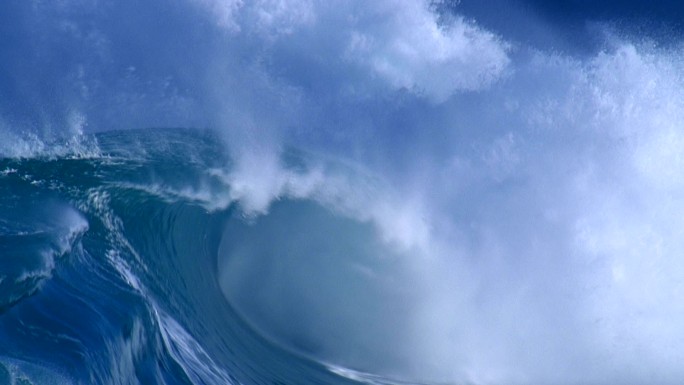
left=2, top=1, right=684, bottom=384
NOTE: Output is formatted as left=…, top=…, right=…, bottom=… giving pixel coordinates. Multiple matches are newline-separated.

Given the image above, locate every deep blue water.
left=0, top=129, right=377, bottom=384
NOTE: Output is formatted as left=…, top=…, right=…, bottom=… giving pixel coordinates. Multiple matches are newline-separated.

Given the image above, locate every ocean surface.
left=0, top=128, right=385, bottom=385
left=3, top=1, right=684, bottom=384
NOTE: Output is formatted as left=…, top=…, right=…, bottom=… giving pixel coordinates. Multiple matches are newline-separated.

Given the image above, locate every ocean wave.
left=3, top=0, right=684, bottom=383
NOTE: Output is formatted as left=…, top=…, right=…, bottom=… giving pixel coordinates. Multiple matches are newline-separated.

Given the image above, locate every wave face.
left=0, top=129, right=364, bottom=385
left=3, top=1, right=684, bottom=384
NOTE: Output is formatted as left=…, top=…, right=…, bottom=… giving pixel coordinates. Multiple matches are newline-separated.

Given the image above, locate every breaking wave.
left=2, top=1, right=684, bottom=384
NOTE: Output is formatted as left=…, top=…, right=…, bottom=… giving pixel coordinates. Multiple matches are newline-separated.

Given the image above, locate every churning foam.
left=216, top=30, right=684, bottom=385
